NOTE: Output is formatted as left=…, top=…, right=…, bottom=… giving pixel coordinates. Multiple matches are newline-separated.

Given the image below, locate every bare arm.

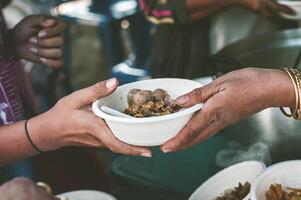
left=0, top=79, right=152, bottom=166
left=0, top=121, right=37, bottom=164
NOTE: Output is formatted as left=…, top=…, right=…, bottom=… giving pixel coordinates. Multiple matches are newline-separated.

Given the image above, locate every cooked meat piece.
left=153, top=89, right=168, bottom=101
left=132, top=90, right=154, bottom=105
left=127, top=89, right=141, bottom=106
left=125, top=88, right=181, bottom=118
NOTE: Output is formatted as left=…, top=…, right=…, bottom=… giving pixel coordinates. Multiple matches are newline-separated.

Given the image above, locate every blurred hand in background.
left=8, top=14, right=66, bottom=68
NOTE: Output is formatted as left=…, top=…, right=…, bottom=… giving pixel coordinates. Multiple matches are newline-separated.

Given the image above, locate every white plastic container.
left=189, top=161, right=266, bottom=200
left=251, top=160, right=301, bottom=200
left=92, top=78, right=203, bottom=146
left=57, top=190, right=117, bottom=200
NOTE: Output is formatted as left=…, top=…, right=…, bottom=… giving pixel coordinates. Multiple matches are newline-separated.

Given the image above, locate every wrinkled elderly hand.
left=161, top=68, right=295, bottom=152
left=8, top=15, right=66, bottom=68
left=29, top=78, right=151, bottom=157
left=0, top=177, right=55, bottom=200
left=238, top=0, right=296, bottom=21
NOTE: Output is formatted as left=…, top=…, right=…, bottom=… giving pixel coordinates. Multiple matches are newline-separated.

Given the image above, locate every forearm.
left=0, top=112, right=54, bottom=165
left=0, top=121, right=37, bottom=165
left=262, top=69, right=295, bottom=108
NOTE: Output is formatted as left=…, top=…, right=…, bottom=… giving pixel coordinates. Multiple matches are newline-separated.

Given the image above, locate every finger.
left=30, top=36, right=64, bottom=48
left=266, top=1, right=296, bottom=15
left=63, top=78, right=119, bottom=109
left=21, top=44, right=41, bottom=63
left=260, top=5, right=274, bottom=19
left=92, top=119, right=152, bottom=157
left=161, top=108, right=213, bottom=152
left=28, top=15, right=50, bottom=29
left=39, top=18, right=57, bottom=28
left=30, top=47, right=63, bottom=59
left=55, top=197, right=68, bottom=200
left=38, top=22, right=66, bottom=38
left=28, top=45, right=64, bottom=68
left=176, top=122, right=222, bottom=152
left=175, top=83, right=218, bottom=107
left=39, top=48, right=63, bottom=59
left=263, top=3, right=290, bottom=22
left=39, top=58, right=64, bottom=68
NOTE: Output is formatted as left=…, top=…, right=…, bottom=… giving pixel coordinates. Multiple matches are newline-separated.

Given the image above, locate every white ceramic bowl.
left=57, top=190, right=117, bottom=200
left=278, top=0, right=301, bottom=20
left=92, top=78, right=203, bottom=146
left=251, top=160, right=301, bottom=200
left=188, top=161, right=266, bottom=200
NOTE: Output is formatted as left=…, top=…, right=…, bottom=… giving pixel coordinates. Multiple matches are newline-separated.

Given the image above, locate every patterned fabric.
left=139, top=0, right=191, bottom=24
left=0, top=8, right=24, bottom=124
left=0, top=4, right=37, bottom=124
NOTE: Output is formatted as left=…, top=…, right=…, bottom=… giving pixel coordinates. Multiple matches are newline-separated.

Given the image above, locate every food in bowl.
left=124, top=88, right=181, bottom=118
left=265, top=183, right=301, bottom=200
left=215, top=182, right=251, bottom=200
left=92, top=78, right=203, bottom=146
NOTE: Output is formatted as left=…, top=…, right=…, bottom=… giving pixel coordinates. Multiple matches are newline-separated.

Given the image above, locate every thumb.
left=39, top=18, right=57, bottom=28
left=28, top=15, right=55, bottom=28
left=175, top=83, right=216, bottom=107
left=64, top=78, right=119, bottom=109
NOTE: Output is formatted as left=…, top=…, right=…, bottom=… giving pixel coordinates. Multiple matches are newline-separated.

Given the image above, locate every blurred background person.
left=140, top=0, right=296, bottom=79
left=0, top=0, right=66, bottom=182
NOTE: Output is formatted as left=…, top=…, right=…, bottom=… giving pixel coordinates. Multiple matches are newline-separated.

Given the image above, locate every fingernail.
left=106, top=78, right=117, bottom=89
left=44, top=19, right=55, bottom=25
left=141, top=152, right=152, bottom=158
left=38, top=31, right=47, bottom=38
left=176, top=96, right=188, bottom=106
left=161, top=148, right=172, bottom=153
left=29, top=47, right=38, bottom=53
left=40, top=58, right=48, bottom=64
left=29, top=37, right=38, bottom=44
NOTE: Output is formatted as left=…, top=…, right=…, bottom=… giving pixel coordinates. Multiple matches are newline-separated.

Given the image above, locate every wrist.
left=263, top=69, right=295, bottom=108
left=27, top=111, right=63, bottom=152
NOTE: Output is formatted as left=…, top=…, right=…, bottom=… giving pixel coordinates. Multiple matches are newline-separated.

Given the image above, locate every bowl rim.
left=189, top=161, right=266, bottom=200
left=92, top=78, right=203, bottom=124
left=250, top=160, right=301, bottom=200
left=56, top=190, right=117, bottom=200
